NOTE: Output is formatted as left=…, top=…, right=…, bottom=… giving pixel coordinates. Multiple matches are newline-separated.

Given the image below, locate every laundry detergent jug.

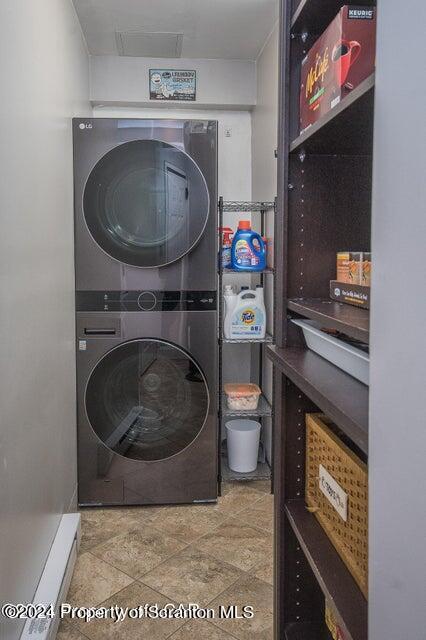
left=227, top=285, right=266, bottom=340
left=231, top=221, right=266, bottom=272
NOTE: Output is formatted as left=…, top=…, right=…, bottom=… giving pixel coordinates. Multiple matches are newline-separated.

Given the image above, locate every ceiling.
left=73, top=0, right=278, bottom=60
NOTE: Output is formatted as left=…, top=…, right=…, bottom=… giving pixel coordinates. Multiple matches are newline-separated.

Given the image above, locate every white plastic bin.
left=292, top=318, right=369, bottom=385
left=226, top=419, right=261, bottom=473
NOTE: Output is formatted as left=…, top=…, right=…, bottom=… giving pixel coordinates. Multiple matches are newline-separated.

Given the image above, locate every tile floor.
left=58, top=481, right=273, bottom=640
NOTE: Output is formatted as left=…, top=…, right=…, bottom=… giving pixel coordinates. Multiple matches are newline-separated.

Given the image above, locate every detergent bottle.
left=231, top=221, right=266, bottom=272
left=218, top=227, right=234, bottom=269
left=228, top=285, right=266, bottom=340
left=223, top=285, right=237, bottom=339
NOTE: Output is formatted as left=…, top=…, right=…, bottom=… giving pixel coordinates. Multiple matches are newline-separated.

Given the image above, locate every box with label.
left=300, top=6, right=376, bottom=134
left=330, top=280, right=370, bottom=309
left=305, top=413, right=368, bottom=597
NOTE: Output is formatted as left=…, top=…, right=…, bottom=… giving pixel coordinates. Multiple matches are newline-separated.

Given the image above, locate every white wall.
left=0, top=2, right=90, bottom=638
left=91, top=56, right=256, bottom=109
left=369, top=0, right=426, bottom=636
left=251, top=23, right=279, bottom=462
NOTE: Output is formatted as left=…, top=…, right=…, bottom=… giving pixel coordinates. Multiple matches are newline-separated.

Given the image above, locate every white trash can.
left=225, top=419, right=261, bottom=473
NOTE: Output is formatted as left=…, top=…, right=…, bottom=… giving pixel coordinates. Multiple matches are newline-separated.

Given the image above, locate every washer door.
left=83, top=140, right=210, bottom=267
left=85, top=339, right=210, bottom=461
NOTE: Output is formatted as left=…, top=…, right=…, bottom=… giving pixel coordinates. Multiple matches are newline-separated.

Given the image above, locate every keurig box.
left=300, top=6, right=376, bottom=134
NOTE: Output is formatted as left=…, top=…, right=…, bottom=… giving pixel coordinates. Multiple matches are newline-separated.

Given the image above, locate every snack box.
left=330, top=280, right=370, bottom=309
left=300, top=5, right=376, bottom=134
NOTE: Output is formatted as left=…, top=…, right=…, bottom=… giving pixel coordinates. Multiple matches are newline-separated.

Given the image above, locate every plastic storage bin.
left=224, top=383, right=261, bottom=411
left=292, top=318, right=369, bottom=385
left=225, top=419, right=261, bottom=472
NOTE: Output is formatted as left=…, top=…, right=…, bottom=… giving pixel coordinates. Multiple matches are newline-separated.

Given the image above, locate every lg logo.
left=79, top=123, right=93, bottom=130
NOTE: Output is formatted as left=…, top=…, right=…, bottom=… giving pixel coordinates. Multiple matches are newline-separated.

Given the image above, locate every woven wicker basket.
left=305, top=413, right=368, bottom=598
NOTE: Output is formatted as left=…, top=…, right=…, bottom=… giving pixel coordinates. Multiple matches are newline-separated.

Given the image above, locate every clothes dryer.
left=73, top=118, right=217, bottom=291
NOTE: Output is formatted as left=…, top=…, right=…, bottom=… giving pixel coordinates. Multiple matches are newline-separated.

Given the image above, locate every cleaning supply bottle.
left=223, top=285, right=237, bottom=339
left=228, top=285, right=266, bottom=340
left=218, top=227, right=234, bottom=269
left=231, top=221, right=266, bottom=272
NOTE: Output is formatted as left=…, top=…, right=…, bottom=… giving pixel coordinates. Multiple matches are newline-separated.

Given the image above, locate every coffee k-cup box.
left=300, top=6, right=376, bottom=134
left=330, top=280, right=370, bottom=309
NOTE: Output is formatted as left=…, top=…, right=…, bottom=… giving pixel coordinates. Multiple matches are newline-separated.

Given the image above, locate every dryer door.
left=85, top=339, right=210, bottom=461
left=83, top=140, right=210, bottom=268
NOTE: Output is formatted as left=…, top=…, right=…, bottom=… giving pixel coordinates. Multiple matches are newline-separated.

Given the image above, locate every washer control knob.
left=137, top=291, right=157, bottom=311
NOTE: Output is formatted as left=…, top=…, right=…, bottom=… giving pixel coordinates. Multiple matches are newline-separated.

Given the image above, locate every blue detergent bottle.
left=231, top=220, right=266, bottom=271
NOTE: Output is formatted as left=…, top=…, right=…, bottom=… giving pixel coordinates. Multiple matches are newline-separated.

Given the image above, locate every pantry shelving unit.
left=269, top=0, right=375, bottom=638
left=218, top=197, right=275, bottom=486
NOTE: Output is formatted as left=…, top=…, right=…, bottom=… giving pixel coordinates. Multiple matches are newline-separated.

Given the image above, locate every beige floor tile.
left=67, top=552, right=133, bottom=607
left=169, top=619, right=237, bottom=639
left=194, top=518, right=273, bottom=572
left=141, top=546, right=242, bottom=603
left=215, top=483, right=266, bottom=515
left=56, top=620, right=88, bottom=640
left=210, top=575, right=273, bottom=640
left=148, top=503, right=226, bottom=542
left=79, top=506, right=162, bottom=552
left=238, top=494, right=274, bottom=533
left=251, top=555, right=274, bottom=586
left=75, top=581, right=184, bottom=640
left=90, top=526, right=187, bottom=579
left=243, top=481, right=272, bottom=495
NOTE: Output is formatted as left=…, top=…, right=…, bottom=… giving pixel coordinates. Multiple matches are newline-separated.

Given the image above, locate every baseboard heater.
left=20, top=513, right=80, bottom=640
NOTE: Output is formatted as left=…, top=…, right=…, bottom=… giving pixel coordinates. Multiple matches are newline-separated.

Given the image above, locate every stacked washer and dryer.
left=73, top=118, right=218, bottom=506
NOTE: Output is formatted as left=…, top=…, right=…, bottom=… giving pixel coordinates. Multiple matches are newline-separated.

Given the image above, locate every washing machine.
left=76, top=290, right=217, bottom=506
left=73, top=118, right=217, bottom=291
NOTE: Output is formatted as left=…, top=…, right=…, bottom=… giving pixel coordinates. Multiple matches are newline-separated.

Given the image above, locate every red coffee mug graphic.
left=332, top=39, right=361, bottom=87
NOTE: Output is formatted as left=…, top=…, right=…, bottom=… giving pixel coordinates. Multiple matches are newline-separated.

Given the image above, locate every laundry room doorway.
left=67, top=0, right=279, bottom=638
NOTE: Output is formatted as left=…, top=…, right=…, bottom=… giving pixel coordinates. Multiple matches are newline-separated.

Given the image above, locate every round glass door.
left=86, top=339, right=209, bottom=461
left=83, top=140, right=209, bottom=267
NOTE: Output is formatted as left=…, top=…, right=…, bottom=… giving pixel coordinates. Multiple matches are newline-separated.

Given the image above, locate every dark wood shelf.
left=291, top=0, right=375, bottom=34
left=288, top=298, right=369, bottom=343
left=290, top=74, right=375, bottom=155
left=285, top=500, right=367, bottom=640
left=267, top=345, right=368, bottom=453
left=285, top=621, right=332, bottom=640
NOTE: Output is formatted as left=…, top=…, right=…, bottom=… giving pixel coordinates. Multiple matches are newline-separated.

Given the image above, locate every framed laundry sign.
left=149, top=69, right=196, bottom=101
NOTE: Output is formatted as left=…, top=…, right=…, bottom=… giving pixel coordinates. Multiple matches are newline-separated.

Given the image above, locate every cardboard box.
left=330, top=280, right=370, bottom=309
left=337, top=251, right=371, bottom=286
left=300, top=6, right=376, bottom=134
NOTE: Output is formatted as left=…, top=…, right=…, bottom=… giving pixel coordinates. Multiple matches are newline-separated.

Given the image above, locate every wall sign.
left=149, top=69, right=196, bottom=101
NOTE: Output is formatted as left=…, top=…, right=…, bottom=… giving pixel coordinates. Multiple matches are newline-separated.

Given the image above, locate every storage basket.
left=305, top=413, right=368, bottom=598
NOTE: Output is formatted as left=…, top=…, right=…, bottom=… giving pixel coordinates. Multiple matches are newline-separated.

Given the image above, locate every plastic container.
left=231, top=221, right=266, bottom=271
left=292, top=318, right=369, bottom=385
left=226, top=419, right=261, bottom=472
left=226, top=285, right=266, bottom=340
left=224, top=383, right=261, bottom=411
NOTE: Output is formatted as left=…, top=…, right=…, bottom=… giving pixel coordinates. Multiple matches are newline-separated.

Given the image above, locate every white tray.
left=292, top=319, right=369, bottom=385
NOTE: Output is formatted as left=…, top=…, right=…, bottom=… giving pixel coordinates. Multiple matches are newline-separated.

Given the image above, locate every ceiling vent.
left=115, top=31, right=183, bottom=58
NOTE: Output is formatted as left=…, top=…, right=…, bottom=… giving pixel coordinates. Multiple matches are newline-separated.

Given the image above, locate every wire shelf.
left=221, top=454, right=272, bottom=482
left=221, top=201, right=275, bottom=212
left=221, top=393, right=272, bottom=418
left=221, top=333, right=273, bottom=344
left=222, top=267, right=274, bottom=275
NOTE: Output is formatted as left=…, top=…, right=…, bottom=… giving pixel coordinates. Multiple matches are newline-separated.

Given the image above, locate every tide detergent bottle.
left=231, top=221, right=266, bottom=271
left=227, top=286, right=266, bottom=340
